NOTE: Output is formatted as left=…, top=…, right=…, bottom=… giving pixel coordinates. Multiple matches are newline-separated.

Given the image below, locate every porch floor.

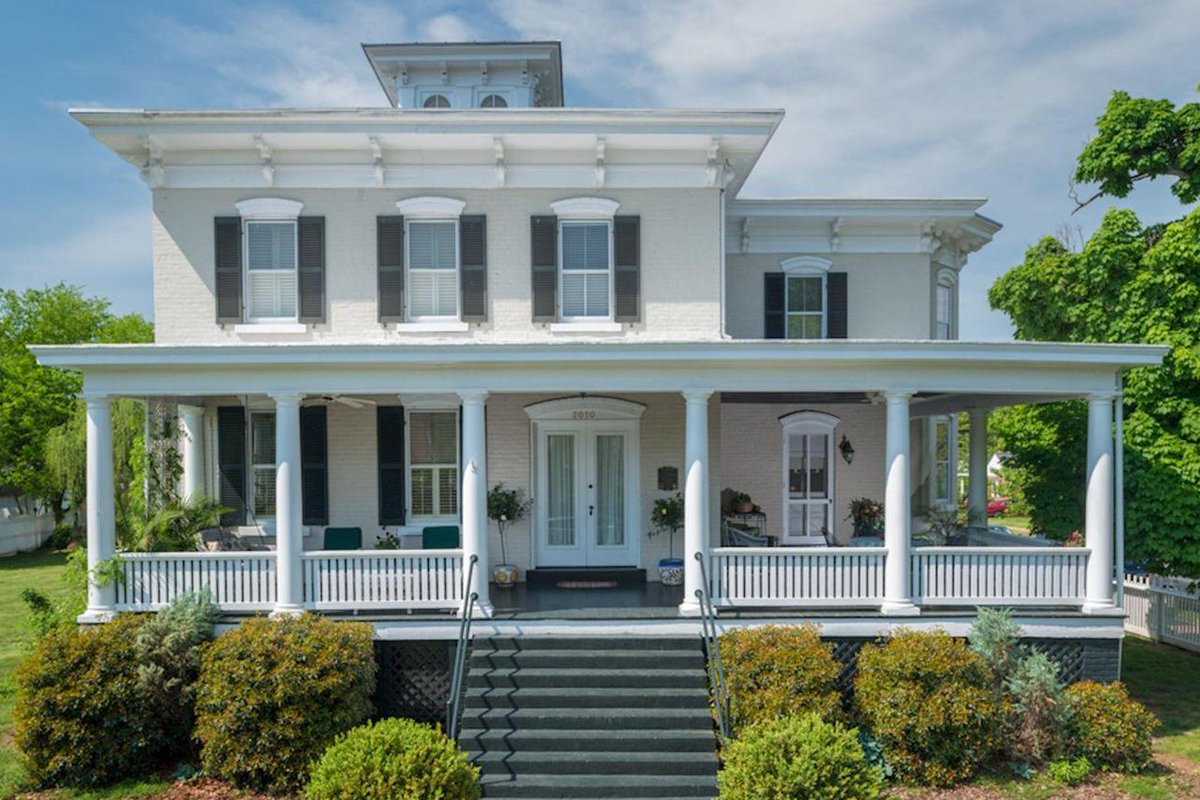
left=488, top=581, right=685, bottom=619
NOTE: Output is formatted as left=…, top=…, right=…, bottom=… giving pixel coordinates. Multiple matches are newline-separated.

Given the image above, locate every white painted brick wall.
left=152, top=188, right=722, bottom=345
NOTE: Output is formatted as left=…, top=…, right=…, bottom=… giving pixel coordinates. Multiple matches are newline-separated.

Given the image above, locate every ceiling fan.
left=306, top=395, right=378, bottom=410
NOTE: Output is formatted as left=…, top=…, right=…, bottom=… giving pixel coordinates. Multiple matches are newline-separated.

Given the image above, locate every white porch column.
left=178, top=405, right=205, bottom=502
left=460, top=391, right=492, bottom=616
left=967, top=409, right=989, bottom=527
left=882, top=391, right=918, bottom=615
left=1084, top=393, right=1117, bottom=613
left=81, top=395, right=116, bottom=623
left=272, top=393, right=304, bottom=615
left=680, top=390, right=712, bottom=616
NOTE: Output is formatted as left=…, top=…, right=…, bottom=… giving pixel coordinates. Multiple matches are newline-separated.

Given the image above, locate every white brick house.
left=34, top=41, right=1163, bottom=646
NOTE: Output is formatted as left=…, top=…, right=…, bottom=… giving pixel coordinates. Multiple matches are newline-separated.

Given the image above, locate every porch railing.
left=910, top=547, right=1089, bottom=607
left=301, top=549, right=464, bottom=611
left=114, top=551, right=278, bottom=612
left=708, top=547, right=886, bottom=608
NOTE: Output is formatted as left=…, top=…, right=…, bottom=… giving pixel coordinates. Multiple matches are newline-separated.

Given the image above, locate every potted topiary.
left=487, top=483, right=530, bottom=588
left=649, top=492, right=684, bottom=585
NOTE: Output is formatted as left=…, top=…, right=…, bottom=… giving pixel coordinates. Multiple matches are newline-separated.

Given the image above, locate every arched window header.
left=395, top=196, right=467, bottom=218
left=235, top=197, right=304, bottom=220
left=778, top=410, right=840, bottom=431
left=936, top=266, right=959, bottom=285
left=550, top=196, right=621, bottom=220
left=781, top=256, right=832, bottom=274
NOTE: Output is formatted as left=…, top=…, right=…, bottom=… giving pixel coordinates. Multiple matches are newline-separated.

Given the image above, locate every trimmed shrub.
left=194, top=614, right=376, bottom=794
left=719, top=624, right=841, bottom=733
left=717, top=713, right=883, bottom=800
left=854, top=629, right=1003, bottom=786
left=306, top=717, right=480, bottom=800
left=14, top=614, right=161, bottom=788
left=1063, top=681, right=1157, bottom=772
left=132, top=590, right=219, bottom=757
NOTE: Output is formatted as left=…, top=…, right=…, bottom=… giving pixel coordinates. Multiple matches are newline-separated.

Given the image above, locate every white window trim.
left=780, top=256, right=832, bottom=274
left=405, top=406, right=460, bottom=525
left=391, top=321, right=471, bottom=333
left=235, top=198, right=304, bottom=326
left=779, top=411, right=838, bottom=543
left=404, top=217, right=461, bottom=322
left=557, top=219, right=615, bottom=323
left=935, top=267, right=958, bottom=340
left=930, top=415, right=957, bottom=509
left=783, top=271, right=827, bottom=340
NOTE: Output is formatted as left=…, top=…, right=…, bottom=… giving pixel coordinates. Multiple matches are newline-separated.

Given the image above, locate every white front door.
left=535, top=420, right=640, bottom=567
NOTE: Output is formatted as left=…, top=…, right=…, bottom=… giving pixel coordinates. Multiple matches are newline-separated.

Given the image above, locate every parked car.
left=986, top=497, right=1009, bottom=516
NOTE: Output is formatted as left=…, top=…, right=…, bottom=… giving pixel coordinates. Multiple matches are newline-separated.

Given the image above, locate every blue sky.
left=1, top=0, right=1197, bottom=339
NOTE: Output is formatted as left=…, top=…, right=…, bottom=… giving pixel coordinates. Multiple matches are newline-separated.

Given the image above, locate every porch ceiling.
left=31, top=340, right=1166, bottom=400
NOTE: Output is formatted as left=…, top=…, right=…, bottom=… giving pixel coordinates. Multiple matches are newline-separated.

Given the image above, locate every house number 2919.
left=572, top=410, right=597, bottom=420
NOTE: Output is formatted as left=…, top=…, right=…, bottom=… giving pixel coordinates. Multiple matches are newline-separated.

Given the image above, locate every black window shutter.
left=300, top=405, right=328, bottom=526
left=216, top=406, right=247, bottom=526
left=764, top=272, right=786, bottom=339
left=377, top=216, right=405, bottom=323
left=827, top=272, right=848, bottom=339
left=460, top=215, right=487, bottom=321
left=613, top=215, right=641, bottom=322
left=377, top=406, right=406, bottom=525
left=214, top=217, right=243, bottom=324
left=531, top=215, right=558, bottom=322
left=297, top=217, right=325, bottom=324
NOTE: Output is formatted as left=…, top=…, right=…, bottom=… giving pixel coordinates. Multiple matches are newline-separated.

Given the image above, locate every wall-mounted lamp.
left=839, top=434, right=855, bottom=465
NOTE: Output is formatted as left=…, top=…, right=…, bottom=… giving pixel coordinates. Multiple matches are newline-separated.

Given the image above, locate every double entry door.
left=534, top=419, right=640, bottom=568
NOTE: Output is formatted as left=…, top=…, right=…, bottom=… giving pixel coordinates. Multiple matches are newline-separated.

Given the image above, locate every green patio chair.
left=422, top=525, right=460, bottom=549
left=322, top=527, right=362, bottom=550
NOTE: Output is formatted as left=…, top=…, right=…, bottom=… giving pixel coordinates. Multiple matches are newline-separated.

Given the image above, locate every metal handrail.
left=694, top=551, right=731, bottom=740
left=446, top=554, right=478, bottom=740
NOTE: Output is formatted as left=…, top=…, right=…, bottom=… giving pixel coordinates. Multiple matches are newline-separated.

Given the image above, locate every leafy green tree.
left=1072, top=86, right=1200, bottom=211
left=990, top=83, right=1200, bottom=575
left=0, top=284, right=152, bottom=521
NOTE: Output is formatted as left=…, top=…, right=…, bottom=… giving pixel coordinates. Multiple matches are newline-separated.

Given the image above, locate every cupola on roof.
left=362, top=41, right=564, bottom=109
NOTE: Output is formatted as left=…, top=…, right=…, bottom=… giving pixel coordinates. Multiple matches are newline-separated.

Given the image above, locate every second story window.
left=407, top=220, right=459, bottom=319
left=935, top=274, right=955, bottom=339
left=560, top=221, right=612, bottom=319
left=786, top=274, right=826, bottom=339
left=245, top=220, right=297, bottom=321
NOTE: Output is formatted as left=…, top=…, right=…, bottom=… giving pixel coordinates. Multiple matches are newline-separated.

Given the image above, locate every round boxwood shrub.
left=14, top=614, right=161, bottom=788
left=717, top=713, right=883, bottom=800
left=854, top=629, right=1003, bottom=786
left=1064, top=680, right=1157, bottom=772
left=306, top=717, right=480, bottom=800
left=719, top=624, right=841, bottom=733
left=194, top=614, right=376, bottom=794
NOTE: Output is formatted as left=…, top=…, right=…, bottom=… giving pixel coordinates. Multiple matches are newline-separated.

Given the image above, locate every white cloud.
left=0, top=205, right=153, bottom=317
left=493, top=0, right=1200, bottom=338
left=154, top=0, right=411, bottom=107
left=423, top=13, right=477, bottom=42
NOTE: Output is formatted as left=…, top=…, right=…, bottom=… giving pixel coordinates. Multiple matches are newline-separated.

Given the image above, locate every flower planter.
left=493, top=564, right=519, bottom=588
left=658, top=558, right=684, bottom=586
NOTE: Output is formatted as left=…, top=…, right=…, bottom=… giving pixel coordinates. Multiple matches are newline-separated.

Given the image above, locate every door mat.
left=555, top=580, right=619, bottom=589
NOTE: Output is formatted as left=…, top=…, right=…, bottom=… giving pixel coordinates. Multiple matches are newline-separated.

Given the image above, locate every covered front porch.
left=32, top=339, right=1165, bottom=623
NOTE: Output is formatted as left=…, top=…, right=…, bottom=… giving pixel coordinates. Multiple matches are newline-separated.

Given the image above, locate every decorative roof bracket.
left=254, top=135, right=274, bottom=187
left=369, top=136, right=385, bottom=187
left=594, top=137, right=606, bottom=188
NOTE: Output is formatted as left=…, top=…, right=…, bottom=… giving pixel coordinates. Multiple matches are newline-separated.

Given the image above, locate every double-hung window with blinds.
left=407, top=220, right=459, bottom=319
left=408, top=410, right=459, bottom=519
left=560, top=221, right=612, bottom=319
left=245, top=221, right=298, bottom=320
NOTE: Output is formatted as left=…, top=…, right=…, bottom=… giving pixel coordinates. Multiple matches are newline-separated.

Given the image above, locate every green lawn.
left=1122, top=636, right=1200, bottom=766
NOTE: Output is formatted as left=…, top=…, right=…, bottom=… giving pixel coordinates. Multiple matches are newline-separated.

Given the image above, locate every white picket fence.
left=301, top=550, right=464, bottom=611
left=115, top=552, right=278, bottom=611
left=1124, top=574, right=1200, bottom=653
left=911, top=547, right=1089, bottom=607
left=708, top=547, right=886, bottom=607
